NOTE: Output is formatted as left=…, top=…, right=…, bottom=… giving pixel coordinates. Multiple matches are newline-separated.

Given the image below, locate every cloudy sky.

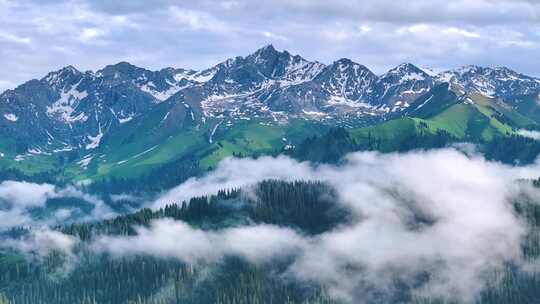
left=1, top=0, right=539, bottom=91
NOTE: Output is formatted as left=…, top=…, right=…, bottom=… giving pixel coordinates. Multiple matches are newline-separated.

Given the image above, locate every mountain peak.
left=334, top=58, right=354, bottom=65
left=96, top=61, right=148, bottom=79
left=248, top=44, right=283, bottom=62
left=42, top=65, right=83, bottom=87
left=397, top=62, right=417, bottom=69
left=258, top=44, right=276, bottom=52
left=62, top=65, right=80, bottom=74
left=454, top=65, right=484, bottom=75
left=321, top=59, right=372, bottom=76
left=385, top=63, right=427, bottom=76
left=100, top=61, right=142, bottom=72
left=44, top=65, right=81, bottom=78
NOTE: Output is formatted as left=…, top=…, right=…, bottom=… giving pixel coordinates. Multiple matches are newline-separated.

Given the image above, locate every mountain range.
left=1, top=44, right=540, bottom=181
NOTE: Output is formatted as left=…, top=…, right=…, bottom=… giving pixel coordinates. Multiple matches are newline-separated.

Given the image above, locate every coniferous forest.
left=0, top=179, right=540, bottom=304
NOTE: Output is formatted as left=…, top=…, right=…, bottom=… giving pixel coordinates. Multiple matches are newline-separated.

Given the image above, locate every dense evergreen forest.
left=1, top=180, right=540, bottom=303
left=292, top=126, right=540, bottom=166
left=0, top=181, right=346, bottom=304
left=291, top=127, right=455, bottom=164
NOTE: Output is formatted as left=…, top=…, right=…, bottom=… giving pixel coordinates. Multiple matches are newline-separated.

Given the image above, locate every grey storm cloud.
left=0, top=0, right=539, bottom=92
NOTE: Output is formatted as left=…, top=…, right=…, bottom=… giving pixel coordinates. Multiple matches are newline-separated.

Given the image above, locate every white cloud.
left=359, top=24, right=372, bottom=33
left=518, top=129, right=540, bottom=140
left=0, top=181, right=56, bottom=208
left=2, top=227, right=78, bottom=258
left=405, top=23, right=431, bottom=34
left=103, top=148, right=540, bottom=302
left=261, top=31, right=287, bottom=41
left=79, top=27, right=105, bottom=42
left=2, top=149, right=539, bottom=301
left=0, top=181, right=115, bottom=230
left=92, top=219, right=304, bottom=265
left=1, top=227, right=80, bottom=274
left=168, top=7, right=229, bottom=33
left=0, top=30, right=31, bottom=44
left=442, top=26, right=481, bottom=38
left=219, top=1, right=240, bottom=10
left=399, top=24, right=480, bottom=39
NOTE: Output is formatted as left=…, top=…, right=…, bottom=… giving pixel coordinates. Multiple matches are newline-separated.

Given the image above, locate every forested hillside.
left=1, top=179, right=540, bottom=304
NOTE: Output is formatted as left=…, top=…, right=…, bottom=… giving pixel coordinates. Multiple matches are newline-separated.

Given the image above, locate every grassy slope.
left=67, top=119, right=326, bottom=181
left=199, top=120, right=325, bottom=169
left=349, top=117, right=418, bottom=152
left=349, top=95, right=526, bottom=151
left=1, top=88, right=535, bottom=182
left=0, top=135, right=59, bottom=176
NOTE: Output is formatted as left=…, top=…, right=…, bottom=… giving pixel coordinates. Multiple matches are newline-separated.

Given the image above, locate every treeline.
left=483, top=135, right=540, bottom=165
left=86, top=157, right=201, bottom=195
left=0, top=167, right=61, bottom=184
left=292, top=126, right=540, bottom=165
left=291, top=127, right=455, bottom=163
left=65, top=180, right=348, bottom=240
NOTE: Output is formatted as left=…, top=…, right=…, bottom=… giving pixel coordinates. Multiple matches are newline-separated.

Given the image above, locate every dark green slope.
left=507, top=93, right=540, bottom=125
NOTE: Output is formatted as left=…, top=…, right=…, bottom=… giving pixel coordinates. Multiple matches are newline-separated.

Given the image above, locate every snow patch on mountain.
left=415, top=95, right=433, bottom=110
left=116, top=145, right=159, bottom=165
left=47, top=83, right=89, bottom=123
left=86, top=128, right=103, bottom=150
left=78, top=155, right=93, bottom=169
left=28, top=147, right=51, bottom=155
left=282, top=61, right=325, bottom=85
left=327, top=95, right=371, bottom=108
left=302, top=110, right=326, bottom=116
left=139, top=81, right=189, bottom=102
left=187, top=70, right=216, bottom=83
left=401, top=72, right=425, bottom=82
left=209, top=121, right=223, bottom=143
left=118, top=115, right=134, bottom=124
left=3, top=113, right=18, bottom=122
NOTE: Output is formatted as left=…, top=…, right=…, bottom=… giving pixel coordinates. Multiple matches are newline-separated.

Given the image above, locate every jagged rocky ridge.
left=1, top=44, right=539, bottom=154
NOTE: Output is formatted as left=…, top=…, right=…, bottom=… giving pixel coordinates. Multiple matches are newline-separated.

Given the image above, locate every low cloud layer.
left=95, top=149, right=540, bottom=302
left=93, top=220, right=304, bottom=265
left=1, top=148, right=539, bottom=301
left=0, top=181, right=115, bottom=229
left=2, top=227, right=78, bottom=258
left=518, top=129, right=540, bottom=141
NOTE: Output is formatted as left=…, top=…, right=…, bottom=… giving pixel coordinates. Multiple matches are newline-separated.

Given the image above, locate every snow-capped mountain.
left=0, top=62, right=206, bottom=153
left=313, top=58, right=377, bottom=102
left=374, top=63, right=435, bottom=111
left=2, top=44, right=540, bottom=157
left=437, top=65, right=540, bottom=99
